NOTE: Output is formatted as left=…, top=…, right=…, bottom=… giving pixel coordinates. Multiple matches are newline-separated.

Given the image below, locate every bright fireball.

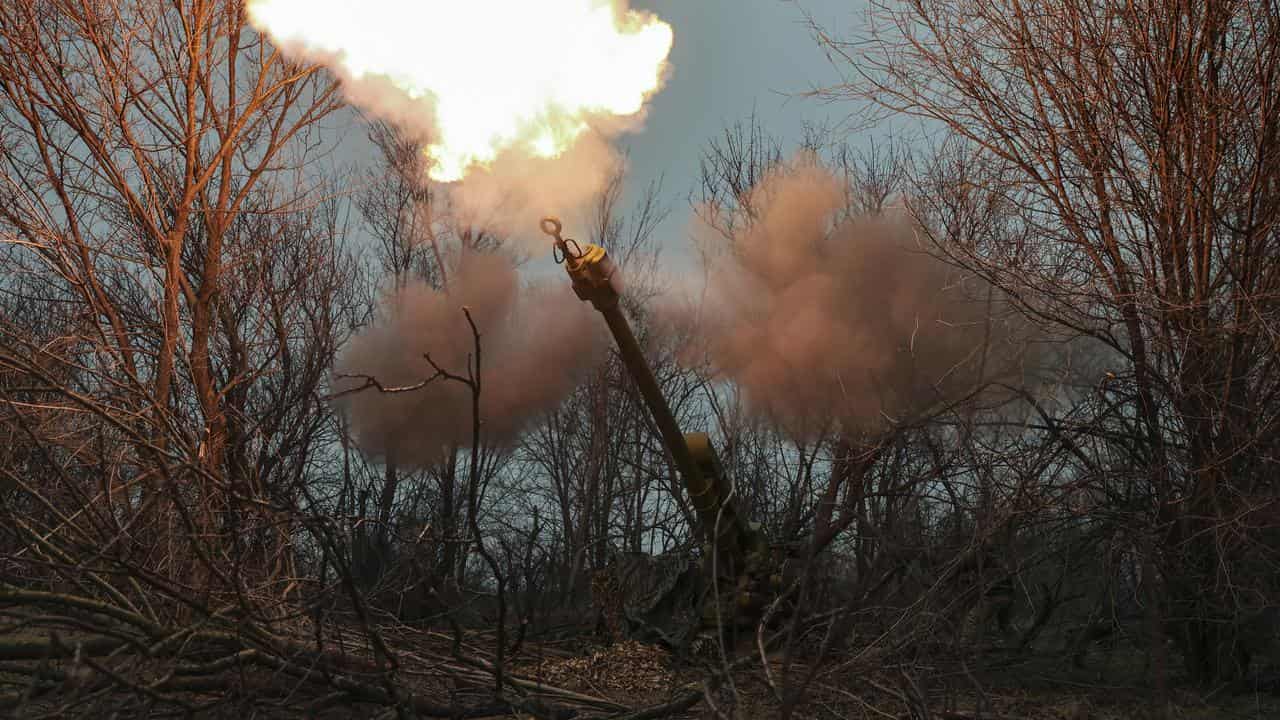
left=247, top=0, right=673, bottom=182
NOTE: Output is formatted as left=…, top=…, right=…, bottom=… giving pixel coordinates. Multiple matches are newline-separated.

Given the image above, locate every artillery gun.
left=540, top=218, right=784, bottom=653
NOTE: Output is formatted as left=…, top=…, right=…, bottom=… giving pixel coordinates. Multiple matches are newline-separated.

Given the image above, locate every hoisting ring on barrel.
left=541, top=216, right=583, bottom=264
left=540, top=217, right=562, bottom=238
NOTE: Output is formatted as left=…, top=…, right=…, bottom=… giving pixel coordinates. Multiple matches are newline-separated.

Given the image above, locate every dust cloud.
left=670, top=159, right=1032, bottom=440
left=334, top=252, right=607, bottom=466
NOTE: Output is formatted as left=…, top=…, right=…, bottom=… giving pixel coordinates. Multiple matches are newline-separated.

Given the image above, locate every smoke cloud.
left=296, top=65, right=638, bottom=239
left=247, top=0, right=671, bottom=238
left=443, top=128, right=629, bottom=238
left=337, top=75, right=646, bottom=237
left=335, top=252, right=607, bottom=466
left=671, top=159, right=1032, bottom=440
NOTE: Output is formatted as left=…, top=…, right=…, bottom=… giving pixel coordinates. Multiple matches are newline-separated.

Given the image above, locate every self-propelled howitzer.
left=540, top=218, right=780, bottom=644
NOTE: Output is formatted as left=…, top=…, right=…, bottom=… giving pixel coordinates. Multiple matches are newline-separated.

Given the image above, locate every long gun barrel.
left=541, top=218, right=769, bottom=587
left=540, top=219, right=702, bottom=500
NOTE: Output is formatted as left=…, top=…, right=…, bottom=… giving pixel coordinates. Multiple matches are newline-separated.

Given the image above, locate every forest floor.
left=512, top=637, right=1280, bottom=720
left=4, top=622, right=1279, bottom=718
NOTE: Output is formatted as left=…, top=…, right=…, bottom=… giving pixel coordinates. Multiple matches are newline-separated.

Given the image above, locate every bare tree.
left=0, top=0, right=350, bottom=594
left=0, top=1, right=411, bottom=715
left=814, top=0, right=1280, bottom=687
left=343, top=120, right=518, bottom=624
